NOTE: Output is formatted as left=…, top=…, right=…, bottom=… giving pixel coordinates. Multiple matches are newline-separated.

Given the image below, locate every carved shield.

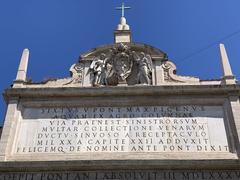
left=112, top=52, right=133, bottom=81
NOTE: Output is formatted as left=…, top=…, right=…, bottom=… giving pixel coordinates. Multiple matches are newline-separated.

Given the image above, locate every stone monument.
left=0, top=3, right=240, bottom=180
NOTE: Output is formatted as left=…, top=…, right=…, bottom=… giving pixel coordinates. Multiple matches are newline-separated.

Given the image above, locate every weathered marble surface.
left=1, top=85, right=239, bottom=162
left=1, top=170, right=240, bottom=180
left=14, top=105, right=228, bottom=155
left=1, top=12, right=239, bottom=177
left=0, top=85, right=238, bottom=165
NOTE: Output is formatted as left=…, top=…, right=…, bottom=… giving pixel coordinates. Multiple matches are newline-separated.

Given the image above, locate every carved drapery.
left=89, top=43, right=153, bottom=86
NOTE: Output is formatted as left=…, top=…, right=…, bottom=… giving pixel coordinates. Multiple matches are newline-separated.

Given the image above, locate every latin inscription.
left=14, top=106, right=229, bottom=154
left=1, top=171, right=240, bottom=180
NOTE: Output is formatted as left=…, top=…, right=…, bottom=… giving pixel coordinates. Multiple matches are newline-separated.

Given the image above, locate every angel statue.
left=134, top=52, right=152, bottom=85
left=89, top=53, right=107, bottom=86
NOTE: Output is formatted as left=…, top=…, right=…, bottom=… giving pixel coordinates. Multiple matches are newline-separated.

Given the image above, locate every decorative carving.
left=72, top=63, right=84, bottom=83
left=89, top=43, right=153, bottom=86
left=162, top=61, right=200, bottom=83
left=133, top=52, right=152, bottom=85
left=107, top=43, right=133, bottom=85
left=89, top=53, right=108, bottom=86
left=65, top=63, right=85, bottom=85
left=162, top=61, right=177, bottom=82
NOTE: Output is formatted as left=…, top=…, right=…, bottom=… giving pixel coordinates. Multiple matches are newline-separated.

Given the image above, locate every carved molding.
left=67, top=62, right=85, bottom=85
left=162, top=61, right=200, bottom=84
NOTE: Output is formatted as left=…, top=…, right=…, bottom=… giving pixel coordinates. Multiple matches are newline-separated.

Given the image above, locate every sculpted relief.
left=89, top=53, right=107, bottom=86
left=35, top=44, right=154, bottom=88
left=69, top=62, right=85, bottom=84
left=36, top=43, right=199, bottom=88
left=89, top=43, right=152, bottom=86
left=133, top=52, right=152, bottom=85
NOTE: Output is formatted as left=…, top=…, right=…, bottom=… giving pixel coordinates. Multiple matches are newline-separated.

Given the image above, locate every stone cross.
left=116, top=3, right=131, bottom=17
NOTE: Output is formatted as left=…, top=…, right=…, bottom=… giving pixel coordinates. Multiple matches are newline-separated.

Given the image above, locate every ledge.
left=3, top=85, right=240, bottom=102
left=0, top=159, right=240, bottom=172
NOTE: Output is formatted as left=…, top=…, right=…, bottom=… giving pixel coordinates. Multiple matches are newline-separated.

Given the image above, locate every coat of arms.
left=89, top=43, right=152, bottom=86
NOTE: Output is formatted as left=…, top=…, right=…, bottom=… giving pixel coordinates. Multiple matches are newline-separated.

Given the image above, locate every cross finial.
left=116, top=2, right=131, bottom=17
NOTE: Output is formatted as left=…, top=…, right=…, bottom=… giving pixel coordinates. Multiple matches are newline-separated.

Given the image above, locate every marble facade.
left=0, top=7, right=240, bottom=180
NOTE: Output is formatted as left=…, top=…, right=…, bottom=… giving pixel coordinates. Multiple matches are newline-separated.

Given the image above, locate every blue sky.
left=0, top=1, right=240, bottom=125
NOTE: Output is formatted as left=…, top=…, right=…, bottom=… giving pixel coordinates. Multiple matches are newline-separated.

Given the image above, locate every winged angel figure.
left=89, top=53, right=107, bottom=86
left=133, top=52, right=152, bottom=85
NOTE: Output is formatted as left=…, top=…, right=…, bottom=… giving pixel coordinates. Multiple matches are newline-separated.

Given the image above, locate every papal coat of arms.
left=89, top=43, right=152, bottom=86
